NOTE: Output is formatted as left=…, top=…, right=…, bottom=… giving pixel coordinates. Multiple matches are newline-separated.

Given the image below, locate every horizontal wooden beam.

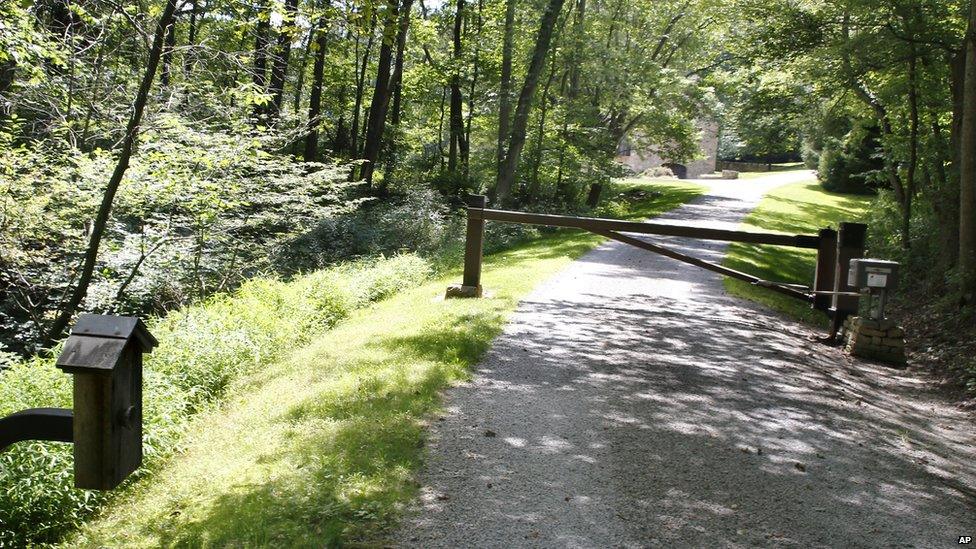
left=474, top=208, right=821, bottom=249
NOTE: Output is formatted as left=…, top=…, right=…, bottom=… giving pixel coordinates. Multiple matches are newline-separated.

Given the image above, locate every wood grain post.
left=829, top=222, right=867, bottom=338
left=72, top=344, right=142, bottom=490
left=446, top=194, right=487, bottom=298
left=812, top=227, right=837, bottom=312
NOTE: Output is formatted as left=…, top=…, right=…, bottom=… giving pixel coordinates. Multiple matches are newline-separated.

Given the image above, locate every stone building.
left=615, top=119, right=719, bottom=179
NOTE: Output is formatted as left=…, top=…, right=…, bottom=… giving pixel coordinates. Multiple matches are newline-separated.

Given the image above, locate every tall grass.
left=0, top=255, right=431, bottom=546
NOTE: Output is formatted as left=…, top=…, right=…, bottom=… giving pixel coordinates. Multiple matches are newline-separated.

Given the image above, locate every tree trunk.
left=495, top=0, right=566, bottom=204
left=269, top=0, right=300, bottom=116
left=438, top=85, right=447, bottom=170
left=361, top=0, right=400, bottom=184
left=903, top=42, right=919, bottom=250
left=448, top=0, right=466, bottom=174
left=293, top=24, right=315, bottom=114
left=252, top=3, right=271, bottom=119
left=388, top=0, right=414, bottom=128
left=495, top=0, right=516, bottom=185
left=380, top=0, right=415, bottom=192
left=161, top=13, right=177, bottom=87
left=528, top=55, right=557, bottom=201
left=465, top=0, right=484, bottom=178
left=350, top=14, right=378, bottom=158
left=304, top=14, right=330, bottom=162
left=43, top=0, right=179, bottom=347
left=184, top=0, right=199, bottom=75
left=960, top=0, right=976, bottom=299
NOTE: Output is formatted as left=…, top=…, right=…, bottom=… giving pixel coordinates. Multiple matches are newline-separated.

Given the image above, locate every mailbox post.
left=847, top=259, right=899, bottom=321
left=0, top=314, right=156, bottom=490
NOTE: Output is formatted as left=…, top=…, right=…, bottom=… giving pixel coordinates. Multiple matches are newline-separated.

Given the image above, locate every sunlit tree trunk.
left=304, top=14, right=330, bottom=162
left=350, top=14, right=377, bottom=158
left=495, top=0, right=566, bottom=204
left=381, top=0, right=415, bottom=191
left=495, top=0, right=516, bottom=188
left=361, top=0, right=399, bottom=184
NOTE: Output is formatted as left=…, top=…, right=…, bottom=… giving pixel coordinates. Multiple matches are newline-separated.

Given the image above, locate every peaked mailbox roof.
left=55, top=314, right=158, bottom=374
left=70, top=314, right=157, bottom=350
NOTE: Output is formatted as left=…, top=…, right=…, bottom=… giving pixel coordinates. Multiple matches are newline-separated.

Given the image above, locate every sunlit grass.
left=723, top=179, right=873, bottom=327
left=69, top=181, right=703, bottom=547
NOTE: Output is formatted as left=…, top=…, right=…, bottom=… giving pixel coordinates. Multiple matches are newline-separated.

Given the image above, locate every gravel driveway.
left=397, top=172, right=976, bottom=548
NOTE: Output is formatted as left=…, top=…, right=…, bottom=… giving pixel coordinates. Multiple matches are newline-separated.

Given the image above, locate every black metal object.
left=0, top=314, right=157, bottom=491
left=0, top=408, right=74, bottom=451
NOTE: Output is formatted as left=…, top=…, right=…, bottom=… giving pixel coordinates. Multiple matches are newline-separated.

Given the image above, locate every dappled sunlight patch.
left=62, top=184, right=706, bottom=546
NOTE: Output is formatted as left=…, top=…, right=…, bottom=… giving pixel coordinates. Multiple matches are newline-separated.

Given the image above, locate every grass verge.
left=65, top=180, right=703, bottom=547
left=722, top=177, right=872, bottom=327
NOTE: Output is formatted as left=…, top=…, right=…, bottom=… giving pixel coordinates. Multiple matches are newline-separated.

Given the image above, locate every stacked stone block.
left=842, top=316, right=906, bottom=366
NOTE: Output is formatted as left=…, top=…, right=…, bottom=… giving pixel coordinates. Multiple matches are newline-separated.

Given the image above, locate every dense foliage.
left=0, top=254, right=431, bottom=545
left=2, top=0, right=976, bottom=543
left=0, top=0, right=735, bottom=354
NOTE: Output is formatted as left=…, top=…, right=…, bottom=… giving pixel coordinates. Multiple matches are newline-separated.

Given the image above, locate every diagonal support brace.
left=592, top=229, right=814, bottom=303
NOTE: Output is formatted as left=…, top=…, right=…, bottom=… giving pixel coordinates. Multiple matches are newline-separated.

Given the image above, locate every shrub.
left=279, top=188, right=461, bottom=273
left=816, top=123, right=882, bottom=195
left=0, top=254, right=431, bottom=546
left=0, top=116, right=360, bottom=353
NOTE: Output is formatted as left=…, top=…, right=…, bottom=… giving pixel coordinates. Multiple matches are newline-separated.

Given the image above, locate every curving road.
left=397, top=172, right=976, bottom=548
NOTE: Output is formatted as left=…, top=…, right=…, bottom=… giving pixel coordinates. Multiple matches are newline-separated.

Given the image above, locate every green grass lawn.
left=723, top=178, right=873, bottom=327
left=68, top=180, right=702, bottom=548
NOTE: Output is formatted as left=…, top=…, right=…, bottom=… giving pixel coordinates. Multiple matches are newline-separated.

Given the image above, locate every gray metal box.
left=847, top=259, right=899, bottom=290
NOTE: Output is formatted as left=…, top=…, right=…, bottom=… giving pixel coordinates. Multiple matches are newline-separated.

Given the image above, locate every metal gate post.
left=446, top=194, right=488, bottom=298
left=829, top=222, right=867, bottom=339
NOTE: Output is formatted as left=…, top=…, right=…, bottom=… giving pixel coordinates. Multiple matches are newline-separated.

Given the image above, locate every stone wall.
left=716, top=160, right=773, bottom=173
left=842, top=316, right=906, bottom=366
left=616, top=119, right=719, bottom=179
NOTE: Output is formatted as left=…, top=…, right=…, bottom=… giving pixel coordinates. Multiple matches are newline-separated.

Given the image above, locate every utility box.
left=847, top=259, right=899, bottom=290
left=56, top=314, right=157, bottom=490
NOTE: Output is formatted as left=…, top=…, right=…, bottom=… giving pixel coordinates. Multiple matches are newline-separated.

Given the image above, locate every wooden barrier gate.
left=448, top=195, right=867, bottom=340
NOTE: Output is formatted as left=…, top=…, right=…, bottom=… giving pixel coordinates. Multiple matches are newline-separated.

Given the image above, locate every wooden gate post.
left=829, top=222, right=867, bottom=339
left=812, top=227, right=838, bottom=313
left=446, top=194, right=487, bottom=299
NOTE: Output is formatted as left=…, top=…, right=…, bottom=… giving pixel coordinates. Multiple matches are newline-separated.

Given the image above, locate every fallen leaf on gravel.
left=794, top=462, right=807, bottom=472
left=484, top=429, right=496, bottom=437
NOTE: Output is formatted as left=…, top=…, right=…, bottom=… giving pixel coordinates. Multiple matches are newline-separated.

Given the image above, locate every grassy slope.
left=723, top=176, right=872, bottom=327
left=70, top=181, right=703, bottom=547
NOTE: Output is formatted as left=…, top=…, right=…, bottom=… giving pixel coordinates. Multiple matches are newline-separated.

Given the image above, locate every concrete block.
left=445, top=284, right=483, bottom=299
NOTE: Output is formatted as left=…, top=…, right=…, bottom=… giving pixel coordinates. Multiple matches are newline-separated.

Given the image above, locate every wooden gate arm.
left=476, top=208, right=821, bottom=249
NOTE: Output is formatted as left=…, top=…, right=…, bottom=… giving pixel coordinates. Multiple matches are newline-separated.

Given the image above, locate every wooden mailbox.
left=55, top=314, right=157, bottom=490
